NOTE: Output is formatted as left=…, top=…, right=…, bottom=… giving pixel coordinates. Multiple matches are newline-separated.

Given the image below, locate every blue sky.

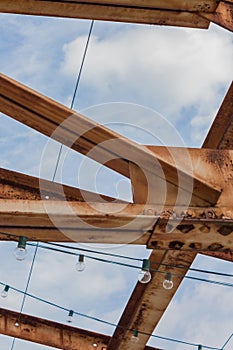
left=0, top=12, right=233, bottom=350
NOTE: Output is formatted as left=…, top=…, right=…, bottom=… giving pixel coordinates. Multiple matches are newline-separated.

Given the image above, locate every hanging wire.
left=0, top=280, right=222, bottom=350
left=10, top=243, right=39, bottom=350
left=221, top=333, right=233, bottom=349
left=51, top=19, right=94, bottom=183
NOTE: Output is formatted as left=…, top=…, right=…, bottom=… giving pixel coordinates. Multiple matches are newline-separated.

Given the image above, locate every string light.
left=1, top=285, right=9, bottom=298
left=138, top=259, right=151, bottom=284
left=0, top=280, right=222, bottom=350
left=14, top=236, right=27, bottom=261
left=76, top=255, right=86, bottom=272
left=198, top=346, right=203, bottom=350
left=92, top=343, right=98, bottom=348
left=163, top=272, right=174, bottom=290
left=8, top=240, right=232, bottom=289
left=1, top=230, right=232, bottom=281
left=67, top=310, right=74, bottom=323
left=131, top=330, right=139, bottom=343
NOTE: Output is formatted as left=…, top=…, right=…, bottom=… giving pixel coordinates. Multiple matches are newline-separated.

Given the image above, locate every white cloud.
left=62, top=24, right=233, bottom=128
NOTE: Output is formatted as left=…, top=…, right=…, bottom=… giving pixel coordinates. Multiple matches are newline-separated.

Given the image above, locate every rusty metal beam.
left=203, top=81, right=233, bottom=149
left=146, top=147, right=233, bottom=207
left=199, top=1, right=233, bottom=32
left=0, top=74, right=221, bottom=207
left=0, top=167, right=122, bottom=203
left=0, top=200, right=156, bottom=244
left=108, top=250, right=196, bottom=350
left=0, top=307, right=110, bottom=349
left=109, top=145, right=233, bottom=349
left=0, top=307, right=164, bottom=350
left=0, top=200, right=233, bottom=249
left=0, top=0, right=212, bottom=29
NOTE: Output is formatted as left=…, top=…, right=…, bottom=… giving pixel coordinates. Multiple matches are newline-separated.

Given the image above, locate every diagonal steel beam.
left=0, top=74, right=221, bottom=206
left=203, top=81, right=233, bottom=149
left=107, top=250, right=197, bottom=350
left=199, top=1, right=233, bottom=32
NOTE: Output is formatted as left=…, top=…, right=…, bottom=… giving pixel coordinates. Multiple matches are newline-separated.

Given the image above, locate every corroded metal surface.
left=203, top=81, right=233, bottom=149
left=0, top=308, right=110, bottom=350
left=0, top=0, right=213, bottom=28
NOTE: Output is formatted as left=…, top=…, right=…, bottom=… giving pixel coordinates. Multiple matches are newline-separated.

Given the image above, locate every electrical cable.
left=45, top=241, right=233, bottom=278
left=23, top=242, right=233, bottom=288
left=51, top=19, right=94, bottom=183
left=1, top=231, right=232, bottom=280
left=221, top=333, right=233, bottom=349
left=0, top=280, right=222, bottom=350
left=0, top=229, right=232, bottom=285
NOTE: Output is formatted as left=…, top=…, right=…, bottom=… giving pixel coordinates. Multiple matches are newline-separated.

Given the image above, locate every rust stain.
left=208, top=243, right=224, bottom=250
left=218, top=225, right=233, bottom=236
left=189, top=242, right=202, bottom=250
left=169, top=241, right=184, bottom=249
left=199, top=225, right=210, bottom=233
left=177, top=224, right=195, bottom=233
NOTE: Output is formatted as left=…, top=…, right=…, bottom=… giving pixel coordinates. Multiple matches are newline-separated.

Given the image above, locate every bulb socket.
left=165, top=272, right=172, bottom=281
left=79, top=255, right=84, bottom=263
left=68, top=310, right=74, bottom=317
left=4, top=285, right=9, bottom=292
left=142, top=259, right=150, bottom=272
left=18, top=236, right=27, bottom=249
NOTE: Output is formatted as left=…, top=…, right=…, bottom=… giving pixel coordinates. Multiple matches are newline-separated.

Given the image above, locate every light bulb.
left=138, top=259, right=151, bottom=284
left=92, top=343, right=98, bottom=348
left=198, top=346, right=203, bottom=350
left=1, top=285, right=9, bottom=298
left=163, top=272, right=173, bottom=290
left=76, top=255, right=85, bottom=272
left=14, top=321, right=20, bottom=327
left=14, top=236, right=27, bottom=261
left=67, top=310, right=74, bottom=323
left=131, top=330, right=139, bottom=343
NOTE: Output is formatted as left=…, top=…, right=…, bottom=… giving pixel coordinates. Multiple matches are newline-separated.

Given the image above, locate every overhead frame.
left=0, top=2, right=232, bottom=350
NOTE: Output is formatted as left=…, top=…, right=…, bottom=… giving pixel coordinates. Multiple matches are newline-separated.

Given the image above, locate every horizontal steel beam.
left=0, top=307, right=164, bottom=350
left=0, top=200, right=233, bottom=250
left=0, top=307, right=110, bottom=350
left=0, top=0, right=212, bottom=28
